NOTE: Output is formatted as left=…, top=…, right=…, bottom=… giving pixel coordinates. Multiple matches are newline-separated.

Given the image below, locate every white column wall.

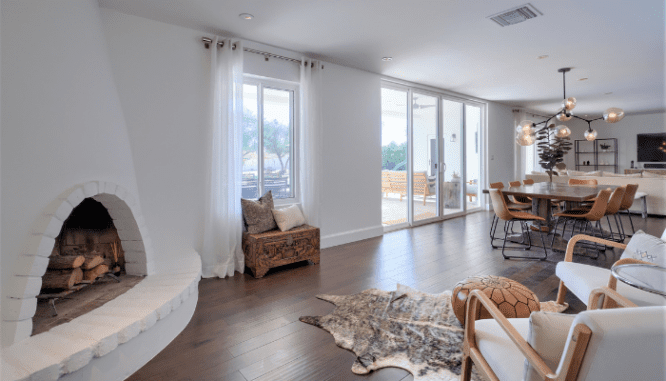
left=1, top=0, right=143, bottom=345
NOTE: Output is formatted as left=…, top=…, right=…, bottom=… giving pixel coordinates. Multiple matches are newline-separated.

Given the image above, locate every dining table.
left=483, top=182, right=618, bottom=251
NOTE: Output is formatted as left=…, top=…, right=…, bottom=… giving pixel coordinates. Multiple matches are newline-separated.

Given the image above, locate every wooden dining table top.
left=483, top=182, right=619, bottom=202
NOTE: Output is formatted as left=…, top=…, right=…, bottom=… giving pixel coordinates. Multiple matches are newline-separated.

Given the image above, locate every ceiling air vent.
left=487, top=3, right=542, bottom=27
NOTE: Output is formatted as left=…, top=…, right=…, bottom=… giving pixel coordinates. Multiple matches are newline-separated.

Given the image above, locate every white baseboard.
left=321, top=225, right=384, bottom=249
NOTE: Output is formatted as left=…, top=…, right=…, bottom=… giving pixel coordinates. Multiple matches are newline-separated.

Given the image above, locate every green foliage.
left=536, top=124, right=572, bottom=177
left=243, top=108, right=291, bottom=174
left=382, top=141, right=407, bottom=170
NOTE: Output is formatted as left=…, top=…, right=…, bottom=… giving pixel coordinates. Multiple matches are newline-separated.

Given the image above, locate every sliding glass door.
left=412, top=93, right=440, bottom=222
left=442, top=99, right=464, bottom=216
left=382, top=83, right=485, bottom=229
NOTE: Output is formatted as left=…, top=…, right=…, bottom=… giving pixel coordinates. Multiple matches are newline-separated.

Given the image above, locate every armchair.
left=555, top=230, right=666, bottom=308
left=461, top=287, right=665, bottom=381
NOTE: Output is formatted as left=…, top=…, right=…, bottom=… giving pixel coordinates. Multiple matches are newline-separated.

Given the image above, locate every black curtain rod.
left=201, top=37, right=323, bottom=69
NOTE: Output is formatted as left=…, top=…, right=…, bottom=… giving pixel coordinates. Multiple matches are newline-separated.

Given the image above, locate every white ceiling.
left=98, top=0, right=665, bottom=117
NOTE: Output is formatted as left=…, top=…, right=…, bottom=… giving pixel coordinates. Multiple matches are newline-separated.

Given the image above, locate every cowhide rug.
left=300, top=284, right=567, bottom=381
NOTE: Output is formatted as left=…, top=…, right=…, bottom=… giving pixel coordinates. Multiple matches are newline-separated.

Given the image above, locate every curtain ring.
left=232, top=43, right=237, bottom=50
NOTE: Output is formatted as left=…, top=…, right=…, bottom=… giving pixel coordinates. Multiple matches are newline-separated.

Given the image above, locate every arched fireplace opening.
left=32, top=197, right=144, bottom=336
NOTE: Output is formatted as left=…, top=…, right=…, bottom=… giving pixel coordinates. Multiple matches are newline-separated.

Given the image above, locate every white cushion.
left=556, top=262, right=666, bottom=307
left=662, top=228, right=666, bottom=241
left=568, top=169, right=600, bottom=177
left=634, top=191, right=648, bottom=198
left=620, top=230, right=666, bottom=267
left=572, top=306, right=666, bottom=381
left=641, top=171, right=666, bottom=178
left=603, top=171, right=641, bottom=178
left=475, top=318, right=530, bottom=381
left=524, top=312, right=575, bottom=381
left=271, top=205, right=306, bottom=231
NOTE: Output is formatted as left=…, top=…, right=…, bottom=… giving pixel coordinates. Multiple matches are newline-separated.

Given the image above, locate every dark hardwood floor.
left=128, top=211, right=665, bottom=381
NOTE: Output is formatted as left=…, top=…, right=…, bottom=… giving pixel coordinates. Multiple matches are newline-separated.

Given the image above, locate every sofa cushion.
left=568, top=170, right=600, bottom=177
left=620, top=230, right=666, bottom=267
left=603, top=171, right=641, bottom=178
left=641, top=171, right=666, bottom=178
left=241, top=191, right=278, bottom=234
left=475, top=318, right=530, bottom=381
left=556, top=261, right=666, bottom=306
left=524, top=312, right=576, bottom=381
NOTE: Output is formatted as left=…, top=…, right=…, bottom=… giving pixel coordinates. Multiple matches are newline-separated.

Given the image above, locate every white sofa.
left=525, top=172, right=666, bottom=216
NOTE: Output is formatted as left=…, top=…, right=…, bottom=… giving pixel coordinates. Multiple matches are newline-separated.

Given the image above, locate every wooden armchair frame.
left=461, top=287, right=636, bottom=381
left=555, top=234, right=653, bottom=307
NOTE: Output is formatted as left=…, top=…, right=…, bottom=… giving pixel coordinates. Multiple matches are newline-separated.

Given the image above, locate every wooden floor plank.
left=127, top=211, right=665, bottom=381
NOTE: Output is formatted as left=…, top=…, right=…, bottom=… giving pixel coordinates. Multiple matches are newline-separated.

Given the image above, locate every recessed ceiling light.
left=578, top=77, right=588, bottom=81
left=382, top=57, right=393, bottom=61
left=537, top=55, right=549, bottom=59
left=604, top=92, right=613, bottom=95
left=239, top=13, right=254, bottom=20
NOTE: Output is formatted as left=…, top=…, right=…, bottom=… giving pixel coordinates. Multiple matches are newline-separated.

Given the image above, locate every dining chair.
left=522, top=179, right=534, bottom=185
left=488, top=182, right=531, bottom=246
left=568, top=178, right=598, bottom=186
left=508, top=181, right=532, bottom=205
left=488, top=189, right=548, bottom=260
left=617, top=183, right=639, bottom=235
left=550, top=189, right=611, bottom=257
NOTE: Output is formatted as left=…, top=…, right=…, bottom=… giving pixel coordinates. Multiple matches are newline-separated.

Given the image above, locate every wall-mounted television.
left=637, top=133, right=666, bottom=162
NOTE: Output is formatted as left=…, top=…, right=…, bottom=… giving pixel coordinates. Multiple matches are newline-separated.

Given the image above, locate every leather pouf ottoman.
left=452, top=275, right=540, bottom=325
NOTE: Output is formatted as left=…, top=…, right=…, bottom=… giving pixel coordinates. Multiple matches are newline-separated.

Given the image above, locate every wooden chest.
left=242, top=225, right=320, bottom=278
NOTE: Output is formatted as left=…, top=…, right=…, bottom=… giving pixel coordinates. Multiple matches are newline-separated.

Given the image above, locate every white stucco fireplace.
left=2, top=182, right=201, bottom=381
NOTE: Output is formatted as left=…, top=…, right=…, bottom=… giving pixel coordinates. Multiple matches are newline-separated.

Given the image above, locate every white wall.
left=1, top=0, right=142, bottom=343
left=486, top=102, right=516, bottom=185
left=562, top=111, right=666, bottom=172
left=100, top=9, right=210, bottom=267
left=320, top=63, right=383, bottom=247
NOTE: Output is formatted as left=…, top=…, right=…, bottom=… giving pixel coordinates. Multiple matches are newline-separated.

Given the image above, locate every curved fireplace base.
left=2, top=252, right=201, bottom=381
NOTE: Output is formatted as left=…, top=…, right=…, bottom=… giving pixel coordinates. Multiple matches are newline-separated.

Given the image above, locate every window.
left=242, top=78, right=298, bottom=201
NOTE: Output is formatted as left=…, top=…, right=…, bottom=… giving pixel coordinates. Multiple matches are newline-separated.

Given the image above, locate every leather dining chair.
left=489, top=189, right=548, bottom=260
left=551, top=189, right=612, bottom=257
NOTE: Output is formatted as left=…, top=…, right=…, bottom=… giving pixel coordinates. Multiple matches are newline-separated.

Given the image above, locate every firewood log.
left=83, top=264, right=109, bottom=281
left=42, top=268, right=83, bottom=290
left=82, top=255, right=104, bottom=270
left=47, top=255, right=85, bottom=270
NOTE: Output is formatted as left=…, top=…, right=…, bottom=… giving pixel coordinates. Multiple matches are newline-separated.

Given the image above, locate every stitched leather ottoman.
left=452, top=275, right=540, bottom=325
left=242, top=225, right=320, bottom=278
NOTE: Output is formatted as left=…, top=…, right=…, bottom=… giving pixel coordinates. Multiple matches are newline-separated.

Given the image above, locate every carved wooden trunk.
left=242, top=225, right=320, bottom=278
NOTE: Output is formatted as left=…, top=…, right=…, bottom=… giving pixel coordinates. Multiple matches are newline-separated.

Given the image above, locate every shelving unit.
left=574, top=138, right=618, bottom=173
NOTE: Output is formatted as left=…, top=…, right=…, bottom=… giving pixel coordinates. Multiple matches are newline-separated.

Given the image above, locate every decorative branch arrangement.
left=536, top=124, right=572, bottom=182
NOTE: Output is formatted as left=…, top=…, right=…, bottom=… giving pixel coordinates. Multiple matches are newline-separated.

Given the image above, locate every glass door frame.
left=382, top=80, right=487, bottom=232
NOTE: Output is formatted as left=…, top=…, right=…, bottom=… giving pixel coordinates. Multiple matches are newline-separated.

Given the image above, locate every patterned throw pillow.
left=272, top=205, right=306, bottom=231
left=241, top=191, right=278, bottom=234
left=620, top=230, right=666, bottom=268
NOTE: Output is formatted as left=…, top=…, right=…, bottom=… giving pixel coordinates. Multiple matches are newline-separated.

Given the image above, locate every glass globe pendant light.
left=584, top=128, right=597, bottom=141
left=555, top=125, right=571, bottom=138
left=516, top=132, right=535, bottom=146
left=562, top=97, right=577, bottom=111
left=603, top=107, right=625, bottom=123
left=517, top=120, right=535, bottom=134
left=556, top=111, right=572, bottom=122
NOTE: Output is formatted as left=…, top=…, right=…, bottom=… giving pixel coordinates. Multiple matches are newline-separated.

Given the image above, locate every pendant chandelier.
left=516, top=68, right=625, bottom=146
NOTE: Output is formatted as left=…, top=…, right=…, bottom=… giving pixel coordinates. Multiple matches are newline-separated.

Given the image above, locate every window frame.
left=243, top=75, right=300, bottom=206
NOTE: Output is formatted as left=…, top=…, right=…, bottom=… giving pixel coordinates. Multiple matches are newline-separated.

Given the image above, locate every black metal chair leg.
left=614, top=214, right=625, bottom=241
left=626, top=210, right=636, bottom=235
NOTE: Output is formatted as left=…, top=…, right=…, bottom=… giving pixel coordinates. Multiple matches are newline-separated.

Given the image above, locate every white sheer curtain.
left=201, top=37, right=244, bottom=278
left=513, top=109, right=526, bottom=179
left=299, top=59, right=324, bottom=227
